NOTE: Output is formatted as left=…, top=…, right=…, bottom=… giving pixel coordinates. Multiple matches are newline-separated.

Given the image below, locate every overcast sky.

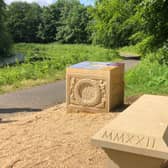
left=4, top=0, right=94, bottom=6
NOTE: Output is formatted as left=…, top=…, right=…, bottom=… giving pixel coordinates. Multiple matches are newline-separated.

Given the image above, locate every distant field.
left=0, top=43, right=119, bottom=93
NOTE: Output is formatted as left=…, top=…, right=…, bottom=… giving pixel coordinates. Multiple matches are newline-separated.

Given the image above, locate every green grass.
left=118, top=45, right=141, bottom=57
left=125, top=59, right=168, bottom=96
left=0, top=43, right=120, bottom=93
left=1, top=43, right=167, bottom=96
left=123, top=45, right=168, bottom=96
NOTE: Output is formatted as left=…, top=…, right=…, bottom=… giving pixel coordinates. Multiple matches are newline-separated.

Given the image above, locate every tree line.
left=0, top=0, right=168, bottom=63
left=0, top=0, right=12, bottom=58
left=6, top=0, right=91, bottom=43
left=91, top=0, right=168, bottom=51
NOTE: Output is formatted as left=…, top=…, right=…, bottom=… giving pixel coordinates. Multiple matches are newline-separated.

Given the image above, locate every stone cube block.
left=66, top=61, right=124, bottom=113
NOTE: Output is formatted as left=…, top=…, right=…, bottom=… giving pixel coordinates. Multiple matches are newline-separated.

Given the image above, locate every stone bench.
left=92, top=95, right=168, bottom=168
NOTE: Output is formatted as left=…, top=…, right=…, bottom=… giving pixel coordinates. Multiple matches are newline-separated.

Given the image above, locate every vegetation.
left=90, top=0, right=168, bottom=52
left=3, top=0, right=168, bottom=52
left=90, top=0, right=168, bottom=96
left=6, top=2, right=42, bottom=42
left=6, top=0, right=90, bottom=44
left=117, top=45, right=168, bottom=96
left=138, top=0, right=168, bottom=49
left=118, top=45, right=140, bottom=57
left=0, top=0, right=167, bottom=96
left=0, top=0, right=12, bottom=58
left=126, top=57, right=168, bottom=96
left=4, top=0, right=168, bottom=54
left=89, top=0, right=141, bottom=48
left=55, top=0, right=90, bottom=43
left=0, top=43, right=119, bottom=93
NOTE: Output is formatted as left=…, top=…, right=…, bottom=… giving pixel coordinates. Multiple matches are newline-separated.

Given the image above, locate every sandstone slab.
left=66, top=61, right=124, bottom=113
left=92, top=95, right=168, bottom=168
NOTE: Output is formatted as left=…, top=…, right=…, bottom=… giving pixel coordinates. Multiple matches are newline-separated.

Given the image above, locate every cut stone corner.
left=91, top=94, right=168, bottom=168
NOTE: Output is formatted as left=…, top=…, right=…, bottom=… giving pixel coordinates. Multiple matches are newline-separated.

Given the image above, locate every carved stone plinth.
left=92, top=95, right=168, bottom=168
left=66, top=61, right=124, bottom=113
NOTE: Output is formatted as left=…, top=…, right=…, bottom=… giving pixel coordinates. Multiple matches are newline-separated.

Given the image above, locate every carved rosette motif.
left=69, top=77, right=106, bottom=108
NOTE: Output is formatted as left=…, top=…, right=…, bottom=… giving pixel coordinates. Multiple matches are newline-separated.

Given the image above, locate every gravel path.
left=0, top=59, right=139, bottom=118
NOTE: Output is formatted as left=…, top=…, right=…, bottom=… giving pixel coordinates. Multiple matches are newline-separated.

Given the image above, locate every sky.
left=4, top=0, right=94, bottom=6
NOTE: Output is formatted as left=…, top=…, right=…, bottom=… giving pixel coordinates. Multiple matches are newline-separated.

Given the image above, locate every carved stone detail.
left=69, top=77, right=106, bottom=108
left=101, top=130, right=156, bottom=149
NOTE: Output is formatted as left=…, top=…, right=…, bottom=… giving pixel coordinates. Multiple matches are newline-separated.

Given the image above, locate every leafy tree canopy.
left=0, top=0, right=12, bottom=58
left=55, top=0, right=90, bottom=43
left=89, top=0, right=142, bottom=48
left=138, top=0, right=168, bottom=47
left=6, top=2, right=42, bottom=42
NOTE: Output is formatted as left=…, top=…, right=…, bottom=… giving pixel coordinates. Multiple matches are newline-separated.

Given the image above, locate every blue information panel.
left=70, top=61, right=121, bottom=70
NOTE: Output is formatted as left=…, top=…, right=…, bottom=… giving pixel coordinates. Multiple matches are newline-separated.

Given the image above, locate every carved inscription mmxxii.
left=101, top=130, right=156, bottom=149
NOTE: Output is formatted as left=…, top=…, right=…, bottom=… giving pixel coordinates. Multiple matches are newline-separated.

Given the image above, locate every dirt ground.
left=0, top=97, right=139, bottom=168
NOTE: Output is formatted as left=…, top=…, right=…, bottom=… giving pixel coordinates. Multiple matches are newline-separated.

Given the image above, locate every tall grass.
left=126, top=59, right=168, bottom=96
left=0, top=43, right=119, bottom=93
left=118, top=45, right=141, bottom=56
left=14, top=43, right=119, bottom=62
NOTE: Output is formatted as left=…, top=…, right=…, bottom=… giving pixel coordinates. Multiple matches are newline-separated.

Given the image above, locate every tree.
left=6, top=2, right=42, bottom=42
left=0, top=0, right=12, bottom=58
left=5, top=0, right=91, bottom=44
left=56, top=0, right=90, bottom=43
left=139, top=0, right=168, bottom=48
left=37, top=4, right=62, bottom=43
left=90, top=0, right=142, bottom=48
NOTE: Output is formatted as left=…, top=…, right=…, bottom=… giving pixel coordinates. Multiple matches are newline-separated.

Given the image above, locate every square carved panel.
left=69, top=77, right=107, bottom=109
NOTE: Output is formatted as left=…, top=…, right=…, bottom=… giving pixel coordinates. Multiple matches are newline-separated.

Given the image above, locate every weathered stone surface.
left=66, top=61, right=124, bottom=113
left=92, top=95, right=168, bottom=168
